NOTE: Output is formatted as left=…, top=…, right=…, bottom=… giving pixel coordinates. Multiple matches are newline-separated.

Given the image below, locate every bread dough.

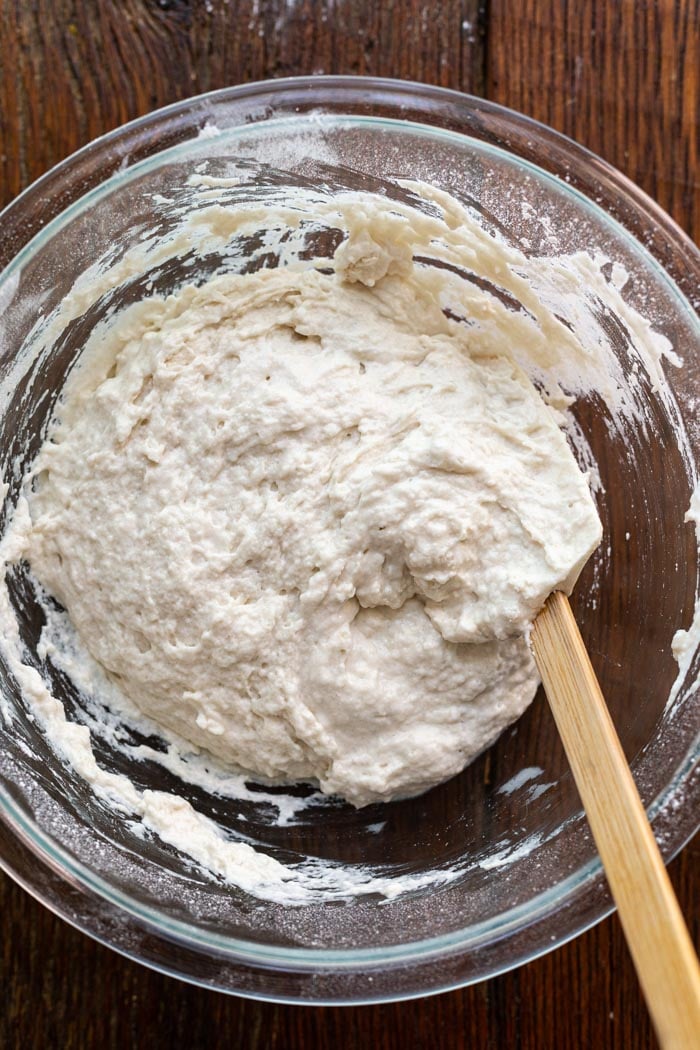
left=18, top=204, right=602, bottom=807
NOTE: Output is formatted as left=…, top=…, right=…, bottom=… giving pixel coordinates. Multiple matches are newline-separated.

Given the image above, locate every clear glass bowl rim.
left=0, top=74, right=697, bottom=1004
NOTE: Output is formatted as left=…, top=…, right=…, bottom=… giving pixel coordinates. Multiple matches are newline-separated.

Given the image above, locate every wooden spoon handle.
left=530, top=591, right=700, bottom=1050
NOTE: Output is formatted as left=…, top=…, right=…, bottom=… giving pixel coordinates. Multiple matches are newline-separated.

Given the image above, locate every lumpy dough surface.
left=21, top=207, right=602, bottom=807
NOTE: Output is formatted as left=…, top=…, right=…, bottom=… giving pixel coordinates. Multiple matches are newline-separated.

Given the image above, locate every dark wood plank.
left=0, top=2, right=697, bottom=1049
left=3, top=846, right=696, bottom=1048
left=0, top=0, right=485, bottom=210
left=488, top=0, right=700, bottom=242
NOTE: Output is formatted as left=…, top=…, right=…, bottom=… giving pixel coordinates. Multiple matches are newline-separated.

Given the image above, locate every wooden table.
left=0, top=2, right=697, bottom=1046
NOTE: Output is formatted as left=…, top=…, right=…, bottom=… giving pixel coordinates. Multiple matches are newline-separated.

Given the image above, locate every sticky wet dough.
left=15, top=207, right=602, bottom=808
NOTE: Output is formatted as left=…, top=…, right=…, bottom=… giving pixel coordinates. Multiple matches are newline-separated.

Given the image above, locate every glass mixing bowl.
left=0, top=77, right=698, bottom=1004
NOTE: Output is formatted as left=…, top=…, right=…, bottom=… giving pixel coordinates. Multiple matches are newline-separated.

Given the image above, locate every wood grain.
left=0, top=0, right=485, bottom=210
left=488, top=0, right=700, bottom=243
left=2, top=851, right=697, bottom=1050
left=0, top=2, right=697, bottom=1049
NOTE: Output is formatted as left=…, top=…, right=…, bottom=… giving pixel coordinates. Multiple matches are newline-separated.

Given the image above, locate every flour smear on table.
left=0, top=134, right=694, bottom=903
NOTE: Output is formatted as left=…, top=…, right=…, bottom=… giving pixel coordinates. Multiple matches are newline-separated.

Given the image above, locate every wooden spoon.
left=530, top=591, right=700, bottom=1050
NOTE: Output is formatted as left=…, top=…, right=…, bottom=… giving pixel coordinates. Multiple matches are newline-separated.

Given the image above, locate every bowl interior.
left=0, top=101, right=698, bottom=1000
